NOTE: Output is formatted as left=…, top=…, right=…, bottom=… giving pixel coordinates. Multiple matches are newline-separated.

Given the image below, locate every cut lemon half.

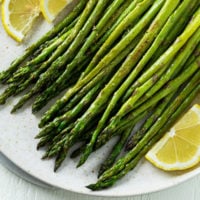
left=146, top=104, right=200, bottom=171
left=1, top=0, right=40, bottom=42
left=40, top=0, right=72, bottom=23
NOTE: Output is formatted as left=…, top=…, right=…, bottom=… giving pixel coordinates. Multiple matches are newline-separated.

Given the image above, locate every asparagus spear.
left=116, top=27, right=200, bottom=112
left=33, top=25, right=147, bottom=113
left=95, top=108, right=154, bottom=150
left=107, top=11, right=200, bottom=131
left=125, top=50, right=198, bottom=151
left=96, top=52, right=200, bottom=149
left=45, top=116, right=99, bottom=160
left=122, top=0, right=199, bottom=102
left=76, top=0, right=143, bottom=81
left=41, top=120, right=95, bottom=160
left=118, top=0, right=197, bottom=101
left=9, top=0, right=99, bottom=107
left=0, top=81, right=23, bottom=104
left=0, top=0, right=87, bottom=83
left=70, top=144, right=87, bottom=158
left=39, top=0, right=164, bottom=126
left=80, top=0, right=161, bottom=80
left=98, top=127, right=133, bottom=177
left=133, top=9, right=200, bottom=89
left=31, top=59, right=90, bottom=112
left=8, top=22, right=76, bottom=83
left=0, top=28, right=75, bottom=105
left=133, top=30, right=200, bottom=109
left=81, top=0, right=157, bottom=77
left=126, top=95, right=174, bottom=150
left=35, top=82, right=104, bottom=139
left=77, top=0, right=180, bottom=166
left=54, top=125, right=99, bottom=171
left=93, top=0, right=134, bottom=40
left=39, top=32, right=144, bottom=127
left=105, top=57, right=200, bottom=141
left=88, top=81, right=200, bottom=190
left=97, top=64, right=200, bottom=183
left=30, top=0, right=110, bottom=88
left=37, top=0, right=179, bottom=114
left=29, top=0, right=136, bottom=110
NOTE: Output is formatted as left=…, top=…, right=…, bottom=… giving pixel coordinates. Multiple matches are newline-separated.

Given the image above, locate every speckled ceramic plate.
left=1, top=7, right=200, bottom=198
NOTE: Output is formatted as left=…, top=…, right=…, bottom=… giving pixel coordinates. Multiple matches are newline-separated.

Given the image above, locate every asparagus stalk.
left=9, top=0, right=99, bottom=109
left=0, top=0, right=87, bottom=83
left=36, top=82, right=104, bottom=139
left=33, top=26, right=146, bottom=113
left=8, top=23, right=75, bottom=83
left=106, top=57, right=200, bottom=140
left=0, top=81, right=23, bottom=104
left=81, top=0, right=157, bottom=77
left=70, top=145, right=86, bottom=159
left=0, top=28, right=75, bottom=105
left=122, top=0, right=199, bottom=102
left=39, top=0, right=164, bottom=126
left=30, top=0, right=110, bottom=89
left=39, top=32, right=144, bottom=127
left=54, top=124, right=99, bottom=171
left=31, top=58, right=90, bottom=112
left=116, top=27, right=200, bottom=112
left=125, top=51, right=198, bottom=151
left=98, top=127, right=133, bottom=177
left=88, top=81, right=200, bottom=190
left=94, top=0, right=134, bottom=40
left=77, top=0, right=180, bottom=166
left=76, top=0, right=143, bottom=81
left=29, top=0, right=135, bottom=110
left=133, top=30, right=200, bottom=108
left=133, top=8, right=200, bottom=89
left=96, top=51, right=200, bottom=149
left=45, top=117, right=99, bottom=160
left=108, top=11, right=200, bottom=130
left=95, top=108, right=154, bottom=150
left=120, top=0, right=197, bottom=102
left=11, top=58, right=85, bottom=110
left=126, top=95, right=174, bottom=150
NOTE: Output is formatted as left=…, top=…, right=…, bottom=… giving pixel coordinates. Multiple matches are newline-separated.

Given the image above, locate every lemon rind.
left=40, top=0, right=55, bottom=23
left=1, top=0, right=23, bottom=42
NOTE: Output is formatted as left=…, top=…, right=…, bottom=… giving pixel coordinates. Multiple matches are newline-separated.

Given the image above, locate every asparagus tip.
left=125, top=141, right=134, bottom=151
left=86, top=184, right=97, bottom=191
left=11, top=105, right=19, bottom=113
left=41, top=153, right=49, bottom=160
left=38, top=120, right=45, bottom=128
left=54, top=165, right=59, bottom=172
left=36, top=144, right=41, bottom=150
left=76, top=161, right=83, bottom=168
left=98, top=168, right=104, bottom=178
left=35, top=135, right=40, bottom=139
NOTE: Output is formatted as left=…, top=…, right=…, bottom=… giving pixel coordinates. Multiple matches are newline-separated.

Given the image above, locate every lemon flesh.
left=1, top=0, right=40, bottom=42
left=40, top=0, right=71, bottom=23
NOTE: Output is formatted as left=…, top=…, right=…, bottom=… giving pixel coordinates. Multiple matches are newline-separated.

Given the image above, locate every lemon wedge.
left=40, top=0, right=72, bottom=23
left=1, top=0, right=40, bottom=42
left=146, top=104, right=200, bottom=171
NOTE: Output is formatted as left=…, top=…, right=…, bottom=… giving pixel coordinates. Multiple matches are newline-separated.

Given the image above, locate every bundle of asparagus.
left=1, top=0, right=200, bottom=190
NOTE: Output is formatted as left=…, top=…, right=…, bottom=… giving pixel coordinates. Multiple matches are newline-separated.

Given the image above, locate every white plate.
left=0, top=9, right=200, bottom=198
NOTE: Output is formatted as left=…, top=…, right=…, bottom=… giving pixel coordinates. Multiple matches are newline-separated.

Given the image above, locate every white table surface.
left=1, top=163, right=200, bottom=200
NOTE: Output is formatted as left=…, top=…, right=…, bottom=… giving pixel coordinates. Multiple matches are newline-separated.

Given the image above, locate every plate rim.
left=1, top=149, right=200, bottom=197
